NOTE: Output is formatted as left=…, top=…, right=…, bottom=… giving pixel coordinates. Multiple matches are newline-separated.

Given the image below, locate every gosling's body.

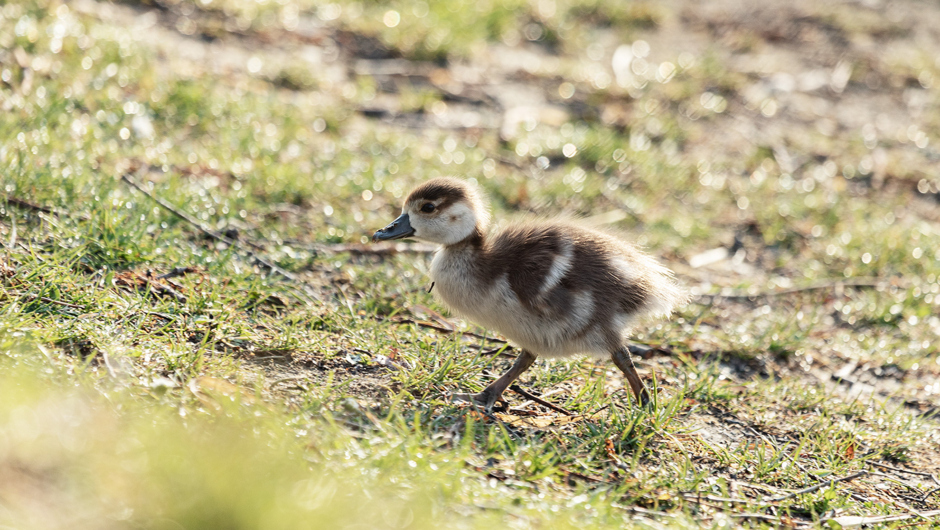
left=431, top=222, right=682, bottom=359
left=374, top=177, right=686, bottom=410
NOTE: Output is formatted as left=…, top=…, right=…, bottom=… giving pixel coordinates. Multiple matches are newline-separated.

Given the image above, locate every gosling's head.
left=373, top=177, right=489, bottom=246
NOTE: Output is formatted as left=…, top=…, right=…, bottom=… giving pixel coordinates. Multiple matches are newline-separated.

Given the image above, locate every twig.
left=480, top=345, right=516, bottom=358
left=4, top=196, right=55, bottom=215
left=561, top=468, right=605, bottom=483
left=888, top=498, right=935, bottom=524
left=135, top=272, right=187, bottom=303
left=625, top=342, right=675, bottom=359
left=156, top=267, right=196, bottom=280
left=36, top=295, right=85, bottom=309
left=309, top=242, right=438, bottom=255
left=680, top=492, right=758, bottom=505
left=143, top=311, right=175, bottom=320
left=508, top=384, right=573, bottom=416
left=121, top=175, right=203, bottom=234
left=867, top=461, right=940, bottom=484
left=865, top=471, right=930, bottom=497
left=626, top=343, right=653, bottom=357
left=277, top=240, right=437, bottom=255
left=388, top=317, right=508, bottom=343
left=899, top=494, right=928, bottom=505
left=702, top=278, right=893, bottom=301
left=766, top=471, right=868, bottom=502
left=3, top=195, right=91, bottom=220
left=728, top=513, right=784, bottom=523
left=733, top=480, right=784, bottom=495
left=624, top=506, right=678, bottom=518
left=10, top=292, right=86, bottom=310
left=922, top=485, right=940, bottom=502
left=121, top=175, right=306, bottom=287
left=823, top=510, right=940, bottom=527
left=124, top=173, right=267, bottom=250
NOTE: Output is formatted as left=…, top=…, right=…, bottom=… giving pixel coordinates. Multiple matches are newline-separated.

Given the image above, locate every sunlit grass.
left=2, top=0, right=939, bottom=527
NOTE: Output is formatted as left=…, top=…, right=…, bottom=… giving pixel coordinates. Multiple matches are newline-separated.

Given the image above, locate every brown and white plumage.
left=374, top=177, right=686, bottom=411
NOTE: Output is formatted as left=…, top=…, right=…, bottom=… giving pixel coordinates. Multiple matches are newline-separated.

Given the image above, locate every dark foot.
left=451, top=390, right=502, bottom=413
left=450, top=350, right=538, bottom=413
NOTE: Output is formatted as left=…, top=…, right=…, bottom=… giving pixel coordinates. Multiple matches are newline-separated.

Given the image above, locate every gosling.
left=374, top=177, right=686, bottom=412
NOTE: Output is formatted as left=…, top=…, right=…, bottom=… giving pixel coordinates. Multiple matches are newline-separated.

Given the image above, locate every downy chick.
left=374, top=177, right=686, bottom=411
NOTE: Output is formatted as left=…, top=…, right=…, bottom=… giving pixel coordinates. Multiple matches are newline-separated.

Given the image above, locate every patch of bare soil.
left=236, top=348, right=399, bottom=409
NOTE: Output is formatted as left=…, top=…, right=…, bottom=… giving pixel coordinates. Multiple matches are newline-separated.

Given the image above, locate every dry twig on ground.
left=121, top=174, right=319, bottom=301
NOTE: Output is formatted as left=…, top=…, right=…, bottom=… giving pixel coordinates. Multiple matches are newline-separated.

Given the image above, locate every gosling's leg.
left=611, top=345, right=651, bottom=406
left=453, top=350, right=537, bottom=413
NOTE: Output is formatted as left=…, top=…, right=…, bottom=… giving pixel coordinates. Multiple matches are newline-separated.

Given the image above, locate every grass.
left=2, top=0, right=940, bottom=527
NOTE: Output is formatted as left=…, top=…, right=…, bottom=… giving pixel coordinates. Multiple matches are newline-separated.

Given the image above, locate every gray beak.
left=373, top=213, right=415, bottom=241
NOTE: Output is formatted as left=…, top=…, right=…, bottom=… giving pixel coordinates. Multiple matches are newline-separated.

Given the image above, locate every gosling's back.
left=430, top=221, right=685, bottom=358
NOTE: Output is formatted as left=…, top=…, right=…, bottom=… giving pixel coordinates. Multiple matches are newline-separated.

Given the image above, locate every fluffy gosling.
left=374, top=177, right=686, bottom=412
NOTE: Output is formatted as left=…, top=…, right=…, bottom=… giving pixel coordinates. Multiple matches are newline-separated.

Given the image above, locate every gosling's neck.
left=441, top=223, right=486, bottom=252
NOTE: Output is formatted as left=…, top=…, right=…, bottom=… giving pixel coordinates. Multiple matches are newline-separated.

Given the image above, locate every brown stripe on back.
left=480, top=224, right=653, bottom=307
left=485, top=224, right=566, bottom=305
left=570, top=228, right=651, bottom=314
left=563, top=233, right=653, bottom=350
left=480, top=223, right=654, bottom=347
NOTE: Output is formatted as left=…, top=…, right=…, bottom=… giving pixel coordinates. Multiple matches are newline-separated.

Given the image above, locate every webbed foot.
left=450, top=390, right=502, bottom=413
left=449, top=350, right=538, bottom=414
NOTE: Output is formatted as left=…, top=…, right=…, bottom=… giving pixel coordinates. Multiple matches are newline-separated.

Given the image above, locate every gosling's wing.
left=485, top=224, right=570, bottom=306
left=488, top=223, right=678, bottom=320
left=481, top=224, right=598, bottom=347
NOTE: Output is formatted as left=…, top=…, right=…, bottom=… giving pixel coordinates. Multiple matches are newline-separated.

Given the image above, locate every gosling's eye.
left=420, top=203, right=436, bottom=213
